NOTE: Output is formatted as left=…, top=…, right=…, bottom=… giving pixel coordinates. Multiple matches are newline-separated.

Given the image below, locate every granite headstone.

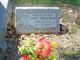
left=15, top=7, right=60, bottom=33
left=0, top=0, right=11, bottom=59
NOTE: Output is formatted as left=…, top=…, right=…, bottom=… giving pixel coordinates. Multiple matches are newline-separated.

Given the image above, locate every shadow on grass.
left=59, top=50, right=80, bottom=60
left=60, top=24, right=68, bottom=35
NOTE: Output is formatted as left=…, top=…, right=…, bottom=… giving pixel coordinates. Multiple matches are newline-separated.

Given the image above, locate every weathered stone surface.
left=15, top=7, right=60, bottom=33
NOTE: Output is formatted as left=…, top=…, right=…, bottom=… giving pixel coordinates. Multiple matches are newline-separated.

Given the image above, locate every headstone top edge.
left=0, top=0, right=9, bottom=8
left=15, top=7, right=59, bottom=9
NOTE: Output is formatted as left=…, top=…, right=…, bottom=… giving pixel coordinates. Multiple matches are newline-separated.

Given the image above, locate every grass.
left=11, top=0, right=80, bottom=6
left=68, top=24, right=79, bottom=34
left=11, top=0, right=57, bottom=6
left=30, top=0, right=57, bottom=5
left=58, top=0, right=80, bottom=6
left=60, top=50, right=80, bottom=57
left=11, top=0, right=57, bottom=4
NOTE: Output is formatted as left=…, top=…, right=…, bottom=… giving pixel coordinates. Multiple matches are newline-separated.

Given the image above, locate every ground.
left=5, top=0, right=80, bottom=60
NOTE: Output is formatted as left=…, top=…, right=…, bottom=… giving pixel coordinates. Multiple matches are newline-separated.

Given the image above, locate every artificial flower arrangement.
left=18, top=34, right=57, bottom=60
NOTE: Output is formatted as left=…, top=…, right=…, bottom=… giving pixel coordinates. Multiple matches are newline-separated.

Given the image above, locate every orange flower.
left=20, top=54, right=28, bottom=60
left=34, top=37, right=52, bottom=57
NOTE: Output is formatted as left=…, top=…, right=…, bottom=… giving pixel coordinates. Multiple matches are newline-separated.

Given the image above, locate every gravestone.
left=0, top=0, right=12, bottom=59
left=15, top=7, right=59, bottom=33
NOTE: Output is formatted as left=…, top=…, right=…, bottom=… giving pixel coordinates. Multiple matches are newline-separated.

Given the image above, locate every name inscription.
left=17, top=12, right=57, bottom=28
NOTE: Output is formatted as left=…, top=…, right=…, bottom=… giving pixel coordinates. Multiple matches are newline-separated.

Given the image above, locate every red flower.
left=20, top=54, right=28, bottom=60
left=34, top=58, right=40, bottom=60
left=34, top=37, right=52, bottom=57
